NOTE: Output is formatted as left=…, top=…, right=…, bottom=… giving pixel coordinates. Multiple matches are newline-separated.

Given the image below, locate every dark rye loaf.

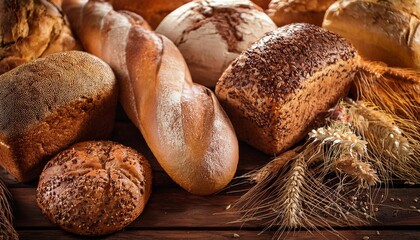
left=0, top=51, right=118, bottom=182
left=216, top=23, right=359, bottom=155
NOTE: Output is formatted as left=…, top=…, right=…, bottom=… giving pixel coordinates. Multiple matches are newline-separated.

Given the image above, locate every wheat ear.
left=0, top=178, right=18, bottom=240
left=344, top=99, right=420, bottom=183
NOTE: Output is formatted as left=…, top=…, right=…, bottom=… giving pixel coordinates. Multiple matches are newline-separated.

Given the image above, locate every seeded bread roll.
left=0, top=51, right=118, bottom=182
left=0, top=0, right=81, bottom=74
left=36, top=141, right=152, bottom=236
left=323, top=0, right=420, bottom=69
left=216, top=23, right=359, bottom=155
left=267, top=0, right=336, bottom=26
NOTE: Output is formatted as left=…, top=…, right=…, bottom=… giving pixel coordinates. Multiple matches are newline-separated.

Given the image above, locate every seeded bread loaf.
left=0, top=0, right=81, bottom=74
left=216, top=23, right=359, bottom=155
left=37, top=141, right=152, bottom=236
left=0, top=51, right=118, bottom=182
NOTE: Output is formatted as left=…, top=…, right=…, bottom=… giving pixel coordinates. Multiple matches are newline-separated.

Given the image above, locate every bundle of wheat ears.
left=229, top=62, right=420, bottom=239
left=0, top=177, right=18, bottom=240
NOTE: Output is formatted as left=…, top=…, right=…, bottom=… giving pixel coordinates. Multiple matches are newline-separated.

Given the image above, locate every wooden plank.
left=11, top=188, right=420, bottom=229
left=16, top=229, right=420, bottom=240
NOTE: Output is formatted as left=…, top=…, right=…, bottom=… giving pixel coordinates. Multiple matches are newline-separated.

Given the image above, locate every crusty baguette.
left=63, top=0, right=239, bottom=195
left=216, top=23, right=359, bottom=155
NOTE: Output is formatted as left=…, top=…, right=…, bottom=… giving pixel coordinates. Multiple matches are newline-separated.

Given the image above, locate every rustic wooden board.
left=15, top=230, right=420, bottom=240
left=10, top=187, right=420, bottom=229
left=2, top=120, right=420, bottom=239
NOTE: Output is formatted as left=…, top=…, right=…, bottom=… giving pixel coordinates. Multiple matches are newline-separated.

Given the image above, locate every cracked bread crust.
left=156, top=0, right=276, bottom=87
left=216, top=23, right=359, bottom=155
left=0, top=0, right=81, bottom=74
left=36, top=141, right=152, bottom=236
left=0, top=51, right=118, bottom=182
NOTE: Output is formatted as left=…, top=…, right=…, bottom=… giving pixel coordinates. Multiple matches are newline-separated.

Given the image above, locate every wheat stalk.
left=343, top=99, right=420, bottom=183
left=0, top=177, right=18, bottom=240
left=354, top=61, right=420, bottom=123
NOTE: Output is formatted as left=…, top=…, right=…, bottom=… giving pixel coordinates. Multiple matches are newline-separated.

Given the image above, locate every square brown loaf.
left=0, top=51, right=118, bottom=182
left=216, top=23, right=360, bottom=155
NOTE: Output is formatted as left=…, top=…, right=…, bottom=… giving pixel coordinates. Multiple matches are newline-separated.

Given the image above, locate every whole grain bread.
left=216, top=23, right=359, bottom=155
left=0, top=51, right=118, bottom=182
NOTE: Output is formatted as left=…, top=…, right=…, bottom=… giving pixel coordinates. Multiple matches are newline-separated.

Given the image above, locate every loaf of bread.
left=0, top=0, right=81, bottom=74
left=105, top=0, right=192, bottom=29
left=0, top=51, right=118, bottom=182
left=37, top=141, right=152, bottom=236
left=267, top=0, right=336, bottom=26
left=63, top=0, right=239, bottom=195
left=323, top=0, right=420, bottom=69
left=216, top=23, right=359, bottom=155
left=156, top=0, right=277, bottom=87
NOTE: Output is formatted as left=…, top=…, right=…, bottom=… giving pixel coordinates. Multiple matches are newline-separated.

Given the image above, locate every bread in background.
left=0, top=51, right=118, bottom=182
left=0, top=0, right=81, bottom=74
left=37, top=141, right=152, bottom=236
left=156, top=0, right=277, bottom=87
left=267, top=0, right=336, bottom=26
left=251, top=0, right=271, bottom=9
left=323, top=0, right=420, bottom=69
left=106, top=0, right=192, bottom=29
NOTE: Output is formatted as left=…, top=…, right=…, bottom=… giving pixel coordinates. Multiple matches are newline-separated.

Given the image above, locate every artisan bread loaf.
left=156, top=0, right=277, bottom=87
left=267, top=0, right=336, bottom=26
left=216, top=23, right=359, bottom=155
left=63, top=0, right=239, bottom=195
left=323, top=0, right=420, bottom=69
left=0, top=51, right=118, bottom=182
left=37, top=141, right=152, bottom=236
left=0, top=0, right=81, bottom=74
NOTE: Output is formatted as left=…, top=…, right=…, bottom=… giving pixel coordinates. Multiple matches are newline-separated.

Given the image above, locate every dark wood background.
left=2, top=107, right=420, bottom=240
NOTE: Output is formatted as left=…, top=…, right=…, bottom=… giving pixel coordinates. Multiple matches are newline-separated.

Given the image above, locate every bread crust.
left=0, top=51, right=118, bottom=182
left=36, top=141, right=152, bottom=236
left=63, top=0, right=239, bottom=195
left=0, top=0, right=81, bottom=74
left=267, top=0, right=336, bottom=26
left=216, top=23, right=359, bottom=155
left=323, top=0, right=420, bottom=69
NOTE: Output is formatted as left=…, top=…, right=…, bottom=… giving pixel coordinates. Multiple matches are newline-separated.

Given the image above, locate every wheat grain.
left=334, top=154, right=379, bottom=188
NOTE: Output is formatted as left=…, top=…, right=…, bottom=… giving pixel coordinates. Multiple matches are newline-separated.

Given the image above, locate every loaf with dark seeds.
left=215, top=23, right=359, bottom=155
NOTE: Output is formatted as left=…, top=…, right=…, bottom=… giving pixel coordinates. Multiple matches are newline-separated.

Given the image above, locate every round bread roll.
left=267, top=0, right=336, bottom=26
left=323, top=0, right=420, bottom=69
left=156, top=0, right=277, bottom=87
left=36, top=141, right=152, bottom=236
left=0, top=0, right=81, bottom=74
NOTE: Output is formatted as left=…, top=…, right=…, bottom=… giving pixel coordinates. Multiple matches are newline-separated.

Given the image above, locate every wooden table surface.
left=2, top=111, right=420, bottom=240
